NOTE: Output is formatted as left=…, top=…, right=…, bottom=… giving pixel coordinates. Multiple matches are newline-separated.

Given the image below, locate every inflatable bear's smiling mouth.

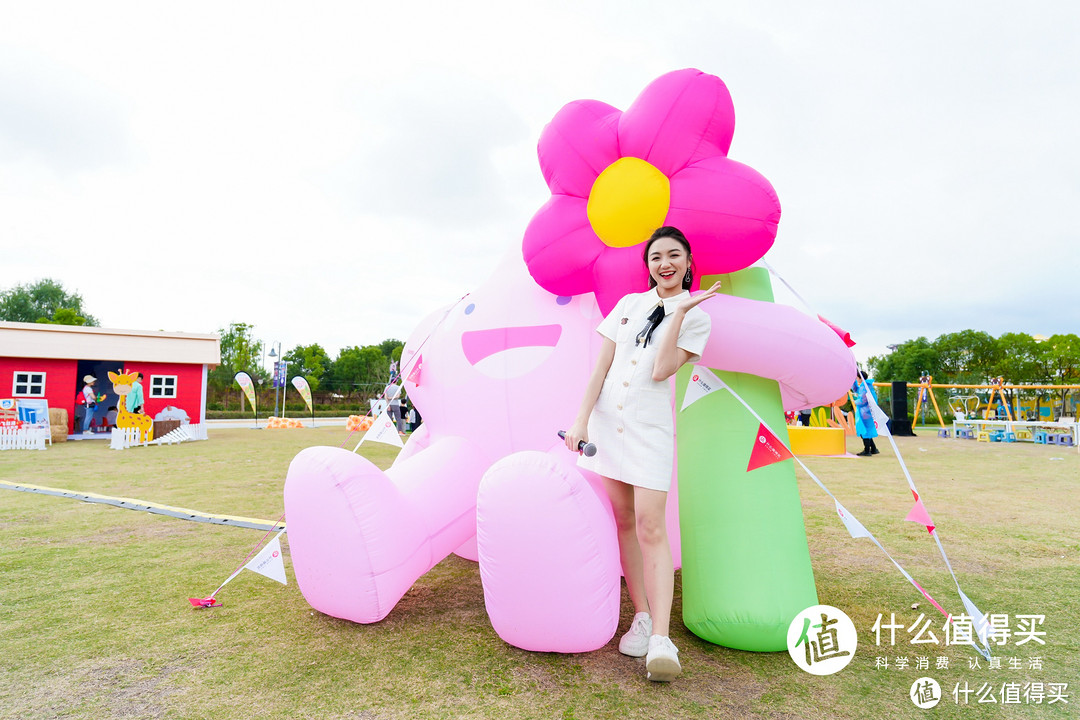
left=461, top=324, right=562, bottom=366
left=462, top=325, right=565, bottom=379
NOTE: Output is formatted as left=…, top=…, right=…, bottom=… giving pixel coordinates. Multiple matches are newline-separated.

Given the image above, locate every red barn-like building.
left=0, top=321, right=220, bottom=436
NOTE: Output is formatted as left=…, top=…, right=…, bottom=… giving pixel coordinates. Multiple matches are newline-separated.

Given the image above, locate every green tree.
left=377, top=338, right=404, bottom=360
left=328, top=345, right=389, bottom=399
left=934, top=330, right=997, bottom=384
left=283, top=344, right=331, bottom=393
left=868, top=337, right=939, bottom=382
left=987, top=332, right=1041, bottom=411
left=0, top=278, right=99, bottom=326
left=209, top=322, right=266, bottom=392
left=1039, top=334, right=1080, bottom=418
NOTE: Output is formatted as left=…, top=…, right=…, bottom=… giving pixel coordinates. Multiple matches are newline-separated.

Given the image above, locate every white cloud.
left=1, top=0, right=1077, bottom=372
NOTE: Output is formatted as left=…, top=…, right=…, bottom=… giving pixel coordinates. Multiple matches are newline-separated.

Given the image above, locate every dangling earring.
left=684, top=269, right=692, bottom=283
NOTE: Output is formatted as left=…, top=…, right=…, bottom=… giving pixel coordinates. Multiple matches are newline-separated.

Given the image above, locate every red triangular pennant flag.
left=746, top=422, right=794, bottom=471
left=407, top=355, right=423, bottom=386
left=188, top=597, right=220, bottom=608
left=905, top=498, right=935, bottom=534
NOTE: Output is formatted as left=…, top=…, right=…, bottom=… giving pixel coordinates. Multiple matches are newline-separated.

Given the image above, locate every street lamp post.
left=268, top=342, right=281, bottom=418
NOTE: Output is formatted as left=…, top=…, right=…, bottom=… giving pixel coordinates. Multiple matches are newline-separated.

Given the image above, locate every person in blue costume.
left=853, top=370, right=880, bottom=456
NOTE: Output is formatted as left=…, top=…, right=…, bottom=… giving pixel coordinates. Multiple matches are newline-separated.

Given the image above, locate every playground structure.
left=880, top=378, right=1080, bottom=428
left=866, top=377, right=1079, bottom=450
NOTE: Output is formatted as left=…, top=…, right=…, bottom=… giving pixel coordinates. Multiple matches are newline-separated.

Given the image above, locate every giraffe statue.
left=108, top=370, right=154, bottom=443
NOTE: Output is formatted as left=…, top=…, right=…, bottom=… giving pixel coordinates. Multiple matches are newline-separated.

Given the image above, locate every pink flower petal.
left=667, top=156, right=780, bottom=273
left=591, top=245, right=650, bottom=315
left=523, top=194, right=604, bottom=296
left=538, top=99, right=622, bottom=198
left=619, top=69, right=735, bottom=177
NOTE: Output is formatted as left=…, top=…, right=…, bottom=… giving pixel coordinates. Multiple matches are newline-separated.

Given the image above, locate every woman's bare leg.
left=633, top=486, right=673, bottom=636
left=603, top=476, right=649, bottom=614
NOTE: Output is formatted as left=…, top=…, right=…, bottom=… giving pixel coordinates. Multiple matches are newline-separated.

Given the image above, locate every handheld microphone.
left=558, top=431, right=597, bottom=457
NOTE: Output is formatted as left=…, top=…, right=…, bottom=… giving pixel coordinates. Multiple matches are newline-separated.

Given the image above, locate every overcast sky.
left=2, top=1, right=1077, bottom=368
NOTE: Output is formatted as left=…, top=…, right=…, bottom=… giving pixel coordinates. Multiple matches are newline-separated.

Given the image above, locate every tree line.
left=207, top=322, right=403, bottom=411
left=868, top=330, right=1080, bottom=414
left=0, top=279, right=98, bottom=326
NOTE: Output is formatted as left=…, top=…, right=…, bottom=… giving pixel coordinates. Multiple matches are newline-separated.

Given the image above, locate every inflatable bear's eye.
left=555, top=296, right=572, bottom=306
left=465, top=303, right=476, bottom=315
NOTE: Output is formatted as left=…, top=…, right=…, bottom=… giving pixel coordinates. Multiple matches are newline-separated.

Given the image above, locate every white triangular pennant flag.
left=244, top=534, right=287, bottom=585
left=834, top=500, right=872, bottom=539
left=865, top=386, right=892, bottom=437
left=359, top=410, right=404, bottom=448
left=958, top=589, right=991, bottom=649
left=681, top=366, right=727, bottom=410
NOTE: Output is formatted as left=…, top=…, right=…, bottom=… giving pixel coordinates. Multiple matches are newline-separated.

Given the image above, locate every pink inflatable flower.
left=523, top=68, right=782, bottom=314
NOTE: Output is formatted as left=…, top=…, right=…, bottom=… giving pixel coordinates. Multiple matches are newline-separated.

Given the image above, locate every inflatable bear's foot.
left=284, top=446, right=430, bottom=623
left=477, top=451, right=621, bottom=652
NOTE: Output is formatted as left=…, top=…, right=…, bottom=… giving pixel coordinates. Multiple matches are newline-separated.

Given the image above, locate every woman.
left=80, top=375, right=99, bottom=434
left=853, top=370, right=880, bottom=456
left=564, top=226, right=720, bottom=682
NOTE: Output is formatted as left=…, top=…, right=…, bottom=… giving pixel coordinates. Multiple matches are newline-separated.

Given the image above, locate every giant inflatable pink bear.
left=283, top=69, right=856, bottom=652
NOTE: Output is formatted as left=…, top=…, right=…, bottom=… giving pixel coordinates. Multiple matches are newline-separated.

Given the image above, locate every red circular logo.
left=692, top=375, right=700, bottom=382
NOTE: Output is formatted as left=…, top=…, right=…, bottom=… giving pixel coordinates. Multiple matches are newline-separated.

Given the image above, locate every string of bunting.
left=189, top=514, right=288, bottom=608
left=760, top=259, right=993, bottom=657
left=683, top=365, right=992, bottom=661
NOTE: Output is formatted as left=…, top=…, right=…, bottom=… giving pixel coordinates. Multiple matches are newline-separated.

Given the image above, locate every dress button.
left=631, top=359, right=637, bottom=365
left=617, top=404, right=623, bottom=410
left=622, top=381, right=629, bottom=387
left=617, top=427, right=623, bottom=433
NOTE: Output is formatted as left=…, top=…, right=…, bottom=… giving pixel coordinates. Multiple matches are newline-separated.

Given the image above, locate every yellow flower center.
left=586, top=157, right=671, bottom=248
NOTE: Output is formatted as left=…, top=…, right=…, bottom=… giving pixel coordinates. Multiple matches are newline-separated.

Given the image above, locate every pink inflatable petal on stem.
left=619, top=69, right=736, bottom=176
left=523, top=195, right=603, bottom=296
left=591, top=245, right=650, bottom=315
left=666, top=157, right=780, bottom=273
left=538, top=99, right=622, bottom=198
left=818, top=315, right=856, bottom=348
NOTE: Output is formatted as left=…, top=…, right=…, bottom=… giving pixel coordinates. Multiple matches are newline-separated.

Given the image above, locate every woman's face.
left=647, top=237, right=690, bottom=295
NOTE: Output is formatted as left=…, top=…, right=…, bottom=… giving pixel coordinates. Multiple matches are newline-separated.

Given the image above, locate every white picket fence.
left=0, top=426, right=49, bottom=451
left=109, top=423, right=207, bottom=450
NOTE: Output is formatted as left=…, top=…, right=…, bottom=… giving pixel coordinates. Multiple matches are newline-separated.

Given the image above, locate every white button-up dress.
left=578, top=288, right=711, bottom=491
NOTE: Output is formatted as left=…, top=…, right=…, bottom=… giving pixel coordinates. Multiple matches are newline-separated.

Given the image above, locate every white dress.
left=577, top=288, right=711, bottom=491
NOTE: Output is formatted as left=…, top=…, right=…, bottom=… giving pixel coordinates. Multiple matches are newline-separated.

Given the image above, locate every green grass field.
left=1, top=428, right=1076, bottom=719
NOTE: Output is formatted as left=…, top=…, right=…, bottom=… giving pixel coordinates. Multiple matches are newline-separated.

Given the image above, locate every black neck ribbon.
left=635, top=302, right=666, bottom=348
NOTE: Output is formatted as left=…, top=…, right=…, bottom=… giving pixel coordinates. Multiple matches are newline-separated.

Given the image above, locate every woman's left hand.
left=677, top=280, right=723, bottom=313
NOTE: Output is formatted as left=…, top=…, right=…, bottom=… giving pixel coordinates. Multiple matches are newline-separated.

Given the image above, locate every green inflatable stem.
left=676, top=267, right=818, bottom=652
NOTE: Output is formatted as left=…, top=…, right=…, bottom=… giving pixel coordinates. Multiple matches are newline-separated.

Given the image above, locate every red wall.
left=0, top=357, right=79, bottom=433
left=126, top=362, right=204, bottom=424
left=0, top=357, right=205, bottom=434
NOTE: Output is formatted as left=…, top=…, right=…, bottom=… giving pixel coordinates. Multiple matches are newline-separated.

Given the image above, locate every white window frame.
left=12, top=371, right=46, bottom=397
left=150, top=374, right=178, bottom=398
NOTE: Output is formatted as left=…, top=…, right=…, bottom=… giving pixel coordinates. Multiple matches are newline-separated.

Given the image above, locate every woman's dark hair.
left=642, top=226, right=694, bottom=290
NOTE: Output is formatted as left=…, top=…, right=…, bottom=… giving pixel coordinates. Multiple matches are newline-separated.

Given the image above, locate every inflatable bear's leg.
left=284, top=437, right=482, bottom=623
left=477, top=451, right=621, bottom=652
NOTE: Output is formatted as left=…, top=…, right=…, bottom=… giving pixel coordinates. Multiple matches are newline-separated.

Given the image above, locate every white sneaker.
left=618, top=612, right=652, bottom=657
left=646, top=635, right=681, bottom=682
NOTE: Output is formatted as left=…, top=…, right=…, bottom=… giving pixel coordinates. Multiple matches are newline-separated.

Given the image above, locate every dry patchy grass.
left=1, top=428, right=1077, bottom=719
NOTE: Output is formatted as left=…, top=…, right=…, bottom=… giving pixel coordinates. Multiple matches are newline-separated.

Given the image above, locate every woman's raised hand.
left=677, top=280, right=723, bottom=313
